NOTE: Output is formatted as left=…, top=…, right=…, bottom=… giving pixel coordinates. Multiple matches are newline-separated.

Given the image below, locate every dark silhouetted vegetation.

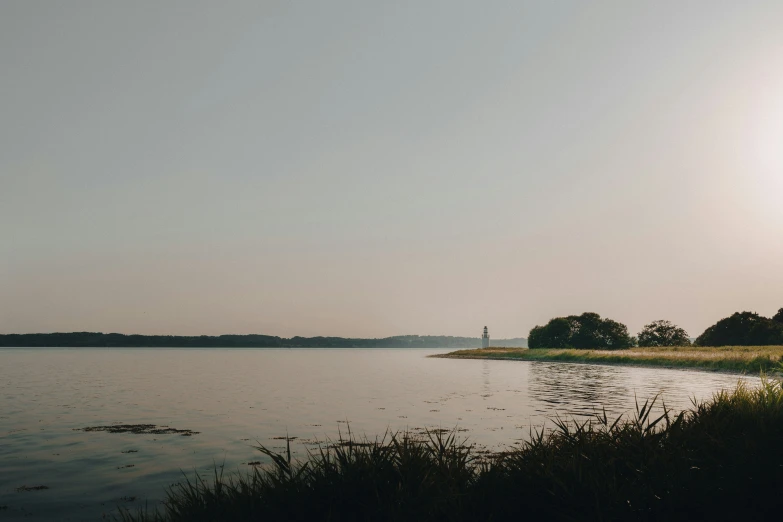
left=120, top=379, right=783, bottom=522
left=0, top=332, right=526, bottom=349
left=695, top=311, right=783, bottom=347
left=528, top=312, right=635, bottom=349
left=637, top=320, right=690, bottom=347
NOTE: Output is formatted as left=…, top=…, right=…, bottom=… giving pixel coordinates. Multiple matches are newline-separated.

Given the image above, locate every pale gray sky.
left=1, top=1, right=782, bottom=339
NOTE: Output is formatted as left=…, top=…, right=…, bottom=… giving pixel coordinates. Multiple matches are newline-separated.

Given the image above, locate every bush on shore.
left=120, top=379, right=783, bottom=522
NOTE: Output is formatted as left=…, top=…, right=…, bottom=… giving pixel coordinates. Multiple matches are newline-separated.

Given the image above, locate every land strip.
left=431, top=346, right=783, bottom=374
left=0, top=332, right=525, bottom=349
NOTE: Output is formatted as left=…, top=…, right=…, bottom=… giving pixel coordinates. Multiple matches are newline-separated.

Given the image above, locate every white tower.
left=482, top=326, right=490, bottom=348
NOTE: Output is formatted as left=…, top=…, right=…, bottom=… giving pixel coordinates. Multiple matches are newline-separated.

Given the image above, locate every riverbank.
left=431, top=346, right=783, bottom=374
left=121, top=379, right=783, bottom=521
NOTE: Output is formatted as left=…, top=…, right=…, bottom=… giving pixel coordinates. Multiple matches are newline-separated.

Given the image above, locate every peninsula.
left=432, top=346, right=783, bottom=374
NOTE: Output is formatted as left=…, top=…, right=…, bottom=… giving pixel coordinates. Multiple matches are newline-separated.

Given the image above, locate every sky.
left=1, top=1, right=782, bottom=339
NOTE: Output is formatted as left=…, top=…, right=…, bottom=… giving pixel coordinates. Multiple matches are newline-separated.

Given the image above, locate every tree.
left=528, top=312, right=635, bottom=350
left=695, top=311, right=783, bottom=347
left=773, top=308, right=783, bottom=324
left=597, top=318, right=637, bottom=349
left=637, top=320, right=690, bottom=347
left=528, top=317, right=573, bottom=348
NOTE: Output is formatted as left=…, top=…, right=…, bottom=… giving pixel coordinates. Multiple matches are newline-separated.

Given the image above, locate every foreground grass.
left=121, top=379, right=783, bottom=521
left=433, top=345, right=783, bottom=373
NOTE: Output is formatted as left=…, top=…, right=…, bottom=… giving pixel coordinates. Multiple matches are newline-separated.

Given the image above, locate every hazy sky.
left=2, top=1, right=782, bottom=339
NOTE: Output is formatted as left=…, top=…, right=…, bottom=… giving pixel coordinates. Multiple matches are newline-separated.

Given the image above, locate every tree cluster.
left=529, top=307, right=783, bottom=349
left=695, top=309, right=783, bottom=347
left=528, top=312, right=635, bottom=350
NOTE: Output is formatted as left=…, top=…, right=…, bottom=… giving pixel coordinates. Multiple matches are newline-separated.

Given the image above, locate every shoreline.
left=430, top=347, right=783, bottom=375
left=121, top=380, right=783, bottom=521
left=430, top=353, right=756, bottom=376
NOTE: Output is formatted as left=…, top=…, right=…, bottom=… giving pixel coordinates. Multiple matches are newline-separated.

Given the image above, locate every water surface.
left=0, top=348, right=755, bottom=520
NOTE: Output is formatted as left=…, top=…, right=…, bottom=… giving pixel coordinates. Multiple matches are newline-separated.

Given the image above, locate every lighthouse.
left=481, top=326, right=490, bottom=348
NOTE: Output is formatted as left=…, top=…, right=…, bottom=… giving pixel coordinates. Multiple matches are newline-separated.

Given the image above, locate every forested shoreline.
left=528, top=309, right=783, bottom=349
left=0, top=332, right=527, bottom=349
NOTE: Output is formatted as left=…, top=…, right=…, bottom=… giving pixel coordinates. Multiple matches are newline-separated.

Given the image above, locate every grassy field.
left=432, top=346, right=783, bottom=373
left=120, top=379, right=783, bottom=521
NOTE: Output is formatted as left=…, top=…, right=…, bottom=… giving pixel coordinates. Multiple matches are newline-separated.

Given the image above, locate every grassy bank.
left=432, top=346, right=783, bottom=373
left=121, top=379, right=783, bottom=521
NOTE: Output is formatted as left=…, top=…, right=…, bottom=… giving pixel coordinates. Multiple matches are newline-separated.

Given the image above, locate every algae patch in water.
left=76, top=424, right=200, bottom=436
left=16, top=485, right=49, bottom=492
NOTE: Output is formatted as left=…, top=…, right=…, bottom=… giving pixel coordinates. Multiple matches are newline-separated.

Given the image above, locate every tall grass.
left=435, top=346, right=783, bottom=374
left=120, top=379, right=783, bottom=521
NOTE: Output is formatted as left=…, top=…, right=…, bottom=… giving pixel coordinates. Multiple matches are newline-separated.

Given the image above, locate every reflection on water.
left=482, top=359, right=491, bottom=396
left=0, top=348, right=757, bottom=521
left=528, top=362, right=631, bottom=417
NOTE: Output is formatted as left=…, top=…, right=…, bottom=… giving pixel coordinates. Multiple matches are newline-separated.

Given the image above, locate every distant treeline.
left=488, top=337, right=528, bottom=347
left=0, top=332, right=527, bottom=348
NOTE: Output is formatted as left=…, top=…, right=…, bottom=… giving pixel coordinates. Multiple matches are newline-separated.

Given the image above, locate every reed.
left=119, top=379, right=783, bottom=521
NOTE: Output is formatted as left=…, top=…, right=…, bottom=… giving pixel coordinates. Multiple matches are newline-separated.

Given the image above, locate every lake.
left=0, top=348, right=755, bottom=521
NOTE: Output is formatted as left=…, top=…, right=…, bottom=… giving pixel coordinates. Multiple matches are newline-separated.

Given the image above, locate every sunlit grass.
left=119, top=379, right=783, bottom=521
left=434, top=346, right=783, bottom=373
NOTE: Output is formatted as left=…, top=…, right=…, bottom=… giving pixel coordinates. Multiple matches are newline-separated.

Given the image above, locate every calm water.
left=0, top=348, right=755, bottom=521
